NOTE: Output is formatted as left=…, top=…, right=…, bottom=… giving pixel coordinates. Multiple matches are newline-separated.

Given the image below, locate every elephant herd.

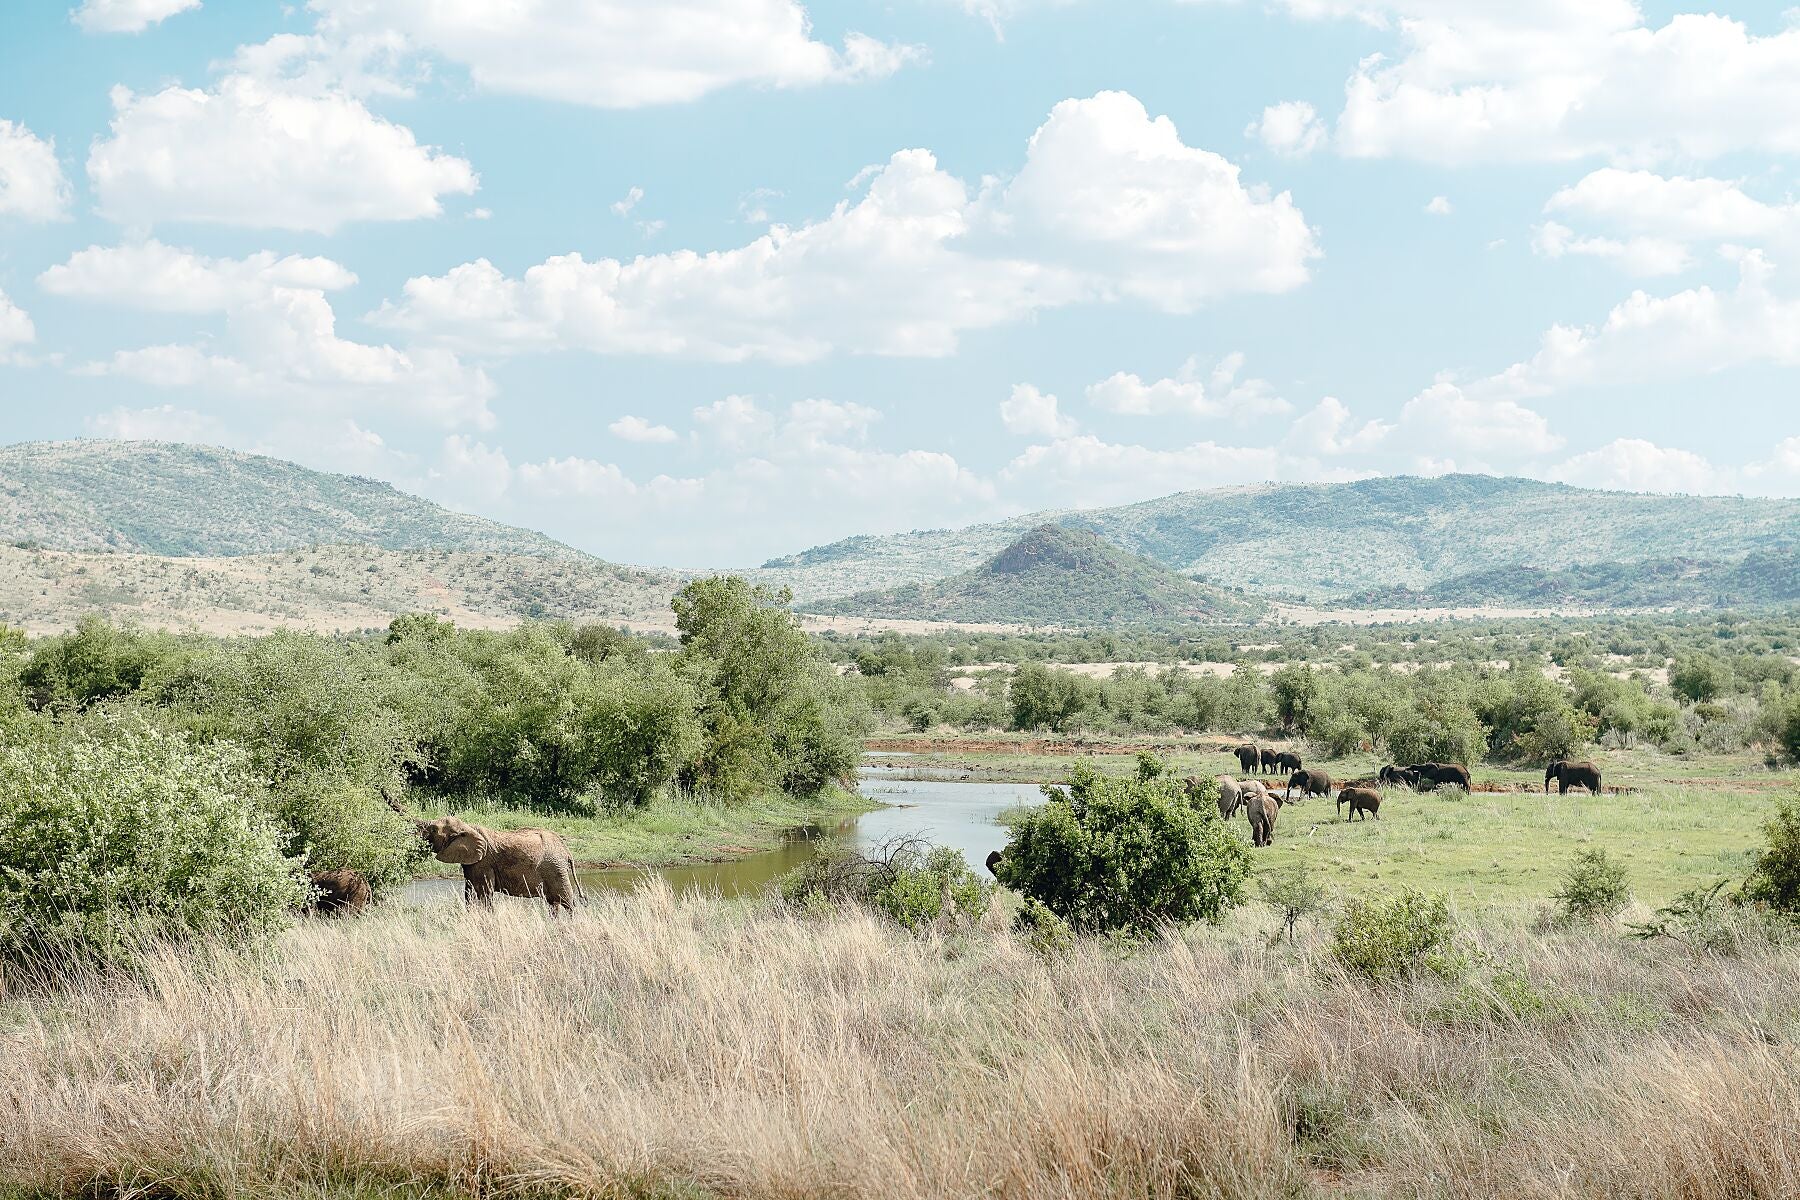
left=1234, top=743, right=1302, bottom=776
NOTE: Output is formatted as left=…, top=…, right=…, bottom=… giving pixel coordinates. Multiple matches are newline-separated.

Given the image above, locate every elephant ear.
left=435, top=821, right=492, bottom=865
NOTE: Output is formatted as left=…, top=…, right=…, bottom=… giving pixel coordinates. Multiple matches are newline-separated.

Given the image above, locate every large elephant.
left=1545, top=760, right=1603, bottom=795
left=1285, top=768, right=1332, bottom=802
left=1216, top=776, right=1246, bottom=820
left=1337, top=786, right=1381, bottom=822
left=1407, top=763, right=1472, bottom=792
left=1274, top=751, right=1303, bottom=773
left=1378, top=764, right=1418, bottom=789
left=305, top=869, right=371, bottom=916
left=1244, top=789, right=1282, bottom=847
left=386, top=792, right=580, bottom=911
left=1234, top=744, right=1261, bottom=773
left=1259, top=748, right=1279, bottom=775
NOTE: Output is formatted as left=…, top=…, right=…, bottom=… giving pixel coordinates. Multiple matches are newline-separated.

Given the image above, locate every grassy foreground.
left=414, top=786, right=873, bottom=874
left=4, top=888, right=1799, bottom=1200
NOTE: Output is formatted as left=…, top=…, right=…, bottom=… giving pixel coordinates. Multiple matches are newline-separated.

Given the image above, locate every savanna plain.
left=4, top=596, right=1800, bottom=1200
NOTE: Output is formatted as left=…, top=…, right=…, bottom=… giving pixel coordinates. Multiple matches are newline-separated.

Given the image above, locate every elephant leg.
left=465, top=866, right=497, bottom=907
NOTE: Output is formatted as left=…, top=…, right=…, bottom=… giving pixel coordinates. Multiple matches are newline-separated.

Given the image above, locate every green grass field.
left=871, top=734, right=1797, bottom=909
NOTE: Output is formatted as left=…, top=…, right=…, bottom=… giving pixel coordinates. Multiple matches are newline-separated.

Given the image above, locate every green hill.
left=0, top=440, right=577, bottom=558
left=759, top=476, right=1800, bottom=607
left=1348, top=551, right=1800, bottom=611
left=800, top=524, right=1265, bottom=626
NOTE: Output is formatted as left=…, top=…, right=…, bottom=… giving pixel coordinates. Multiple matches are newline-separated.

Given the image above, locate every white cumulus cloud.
left=0, top=119, right=72, bottom=220
left=0, top=288, right=36, bottom=363
left=1546, top=438, right=1724, bottom=495
left=1000, top=384, right=1079, bottom=438
left=376, top=92, right=1317, bottom=363
left=1247, top=100, right=1328, bottom=158
left=1085, top=353, right=1289, bottom=420
left=42, top=241, right=494, bottom=430
left=306, top=0, right=920, bottom=108
left=72, top=0, right=199, bottom=33
left=88, top=77, right=477, bottom=232
left=609, top=415, right=679, bottom=444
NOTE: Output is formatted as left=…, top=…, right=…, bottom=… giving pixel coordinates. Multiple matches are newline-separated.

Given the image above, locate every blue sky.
left=1, top=0, right=1798, bottom=566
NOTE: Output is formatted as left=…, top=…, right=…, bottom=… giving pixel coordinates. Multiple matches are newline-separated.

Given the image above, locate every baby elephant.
left=305, top=869, right=372, bottom=916
left=1337, top=786, right=1382, bottom=822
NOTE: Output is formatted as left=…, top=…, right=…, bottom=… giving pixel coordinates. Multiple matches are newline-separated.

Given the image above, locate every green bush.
left=1329, top=889, right=1464, bottom=984
left=1741, top=797, right=1800, bottom=913
left=1012, top=896, right=1075, bottom=957
left=0, top=718, right=306, bottom=968
left=1258, top=862, right=1330, bottom=943
left=779, top=839, right=990, bottom=932
left=1008, top=661, right=1096, bottom=732
left=994, top=764, right=1251, bottom=936
left=1551, top=847, right=1631, bottom=924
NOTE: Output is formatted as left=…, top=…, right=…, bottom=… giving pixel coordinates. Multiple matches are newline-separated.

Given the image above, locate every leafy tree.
left=1008, top=662, right=1095, bottom=733
left=1330, top=889, right=1464, bottom=983
left=1259, top=862, right=1329, bottom=944
left=1269, top=663, right=1321, bottom=733
left=994, top=763, right=1251, bottom=936
left=1671, top=653, right=1732, bottom=703
left=0, top=717, right=306, bottom=969
left=1741, top=797, right=1800, bottom=913
left=20, top=616, right=187, bottom=710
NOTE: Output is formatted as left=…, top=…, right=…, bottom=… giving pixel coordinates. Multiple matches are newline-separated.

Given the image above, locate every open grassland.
left=875, top=736, right=1796, bottom=908
left=4, top=889, right=1799, bottom=1200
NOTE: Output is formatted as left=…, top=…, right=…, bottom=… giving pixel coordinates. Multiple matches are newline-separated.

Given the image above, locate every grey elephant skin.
left=1244, top=789, right=1282, bottom=847
left=1406, top=763, right=1472, bottom=791
left=1337, top=786, right=1382, bottom=821
left=1285, top=768, right=1332, bottom=802
left=1234, top=744, right=1261, bottom=773
left=1544, top=759, right=1603, bottom=794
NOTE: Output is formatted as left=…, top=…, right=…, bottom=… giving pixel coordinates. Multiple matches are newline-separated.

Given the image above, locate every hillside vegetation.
left=0, top=440, right=576, bottom=558
left=0, top=543, right=685, bottom=635
left=1348, top=550, right=1800, bottom=611
left=803, top=525, right=1265, bottom=626
left=760, top=475, right=1800, bottom=605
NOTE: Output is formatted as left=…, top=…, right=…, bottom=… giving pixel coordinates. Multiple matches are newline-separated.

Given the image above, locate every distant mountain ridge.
left=0, top=440, right=578, bottom=559
left=758, top=475, right=1800, bottom=607
left=801, top=524, right=1266, bottom=626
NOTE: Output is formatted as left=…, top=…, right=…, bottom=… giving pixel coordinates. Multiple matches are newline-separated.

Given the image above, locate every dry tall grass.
left=3, top=886, right=1798, bottom=1199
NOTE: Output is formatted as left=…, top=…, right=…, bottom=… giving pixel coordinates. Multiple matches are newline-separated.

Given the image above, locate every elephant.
left=1337, top=786, right=1382, bottom=822
left=985, top=849, right=1005, bottom=877
left=1216, top=776, right=1246, bottom=820
left=1285, top=768, right=1332, bottom=802
left=1274, top=751, right=1303, bottom=773
left=1260, top=748, right=1279, bottom=775
left=1406, top=763, right=1472, bottom=792
left=305, top=869, right=371, bottom=916
left=1244, top=789, right=1283, bottom=847
left=386, top=790, right=580, bottom=911
left=1378, top=764, right=1419, bottom=789
left=1234, top=744, right=1261, bottom=773
left=1545, top=759, right=1603, bottom=795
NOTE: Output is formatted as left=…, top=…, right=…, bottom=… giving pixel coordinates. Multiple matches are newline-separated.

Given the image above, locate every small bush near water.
left=780, top=837, right=990, bottom=931
left=994, top=762, right=1251, bottom=936
left=0, top=717, right=306, bottom=970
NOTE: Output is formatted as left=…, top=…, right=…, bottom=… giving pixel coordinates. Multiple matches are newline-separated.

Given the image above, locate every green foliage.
left=995, top=764, right=1251, bottom=936
left=1627, top=880, right=1787, bottom=957
left=1134, top=749, right=1168, bottom=782
left=1550, top=847, right=1631, bottom=924
left=1671, top=653, right=1732, bottom=703
left=1329, top=889, right=1464, bottom=984
left=0, top=717, right=306, bottom=968
left=1008, top=661, right=1095, bottom=732
left=780, top=839, right=991, bottom=932
left=676, top=577, right=867, bottom=798
left=1012, top=896, right=1075, bottom=957
left=19, top=615, right=187, bottom=710
left=1258, top=862, right=1329, bottom=943
left=1780, top=695, right=1800, bottom=764
left=1740, top=797, right=1800, bottom=913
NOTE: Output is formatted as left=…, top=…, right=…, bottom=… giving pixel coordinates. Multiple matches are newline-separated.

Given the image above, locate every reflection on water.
left=400, top=772, right=1046, bottom=905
